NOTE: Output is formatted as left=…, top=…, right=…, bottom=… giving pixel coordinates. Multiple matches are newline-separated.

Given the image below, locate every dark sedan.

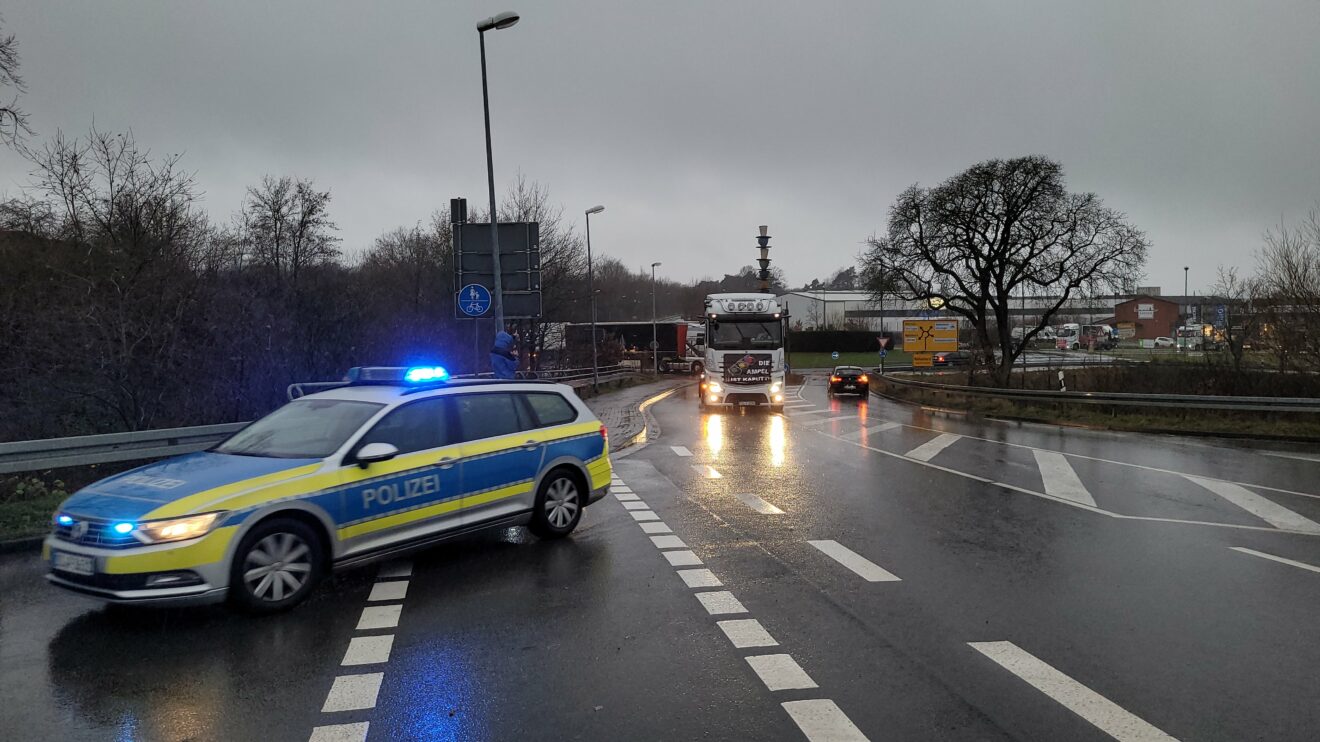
left=932, top=350, right=973, bottom=366
left=828, top=366, right=869, bottom=397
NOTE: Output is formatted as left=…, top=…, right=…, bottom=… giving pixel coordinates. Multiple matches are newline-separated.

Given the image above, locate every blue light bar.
left=112, top=522, right=135, bottom=535
left=404, top=366, right=450, bottom=383
left=56, top=514, right=74, bottom=527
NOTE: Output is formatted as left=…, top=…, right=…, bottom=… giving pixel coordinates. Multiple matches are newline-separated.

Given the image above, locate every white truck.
left=698, top=293, right=788, bottom=412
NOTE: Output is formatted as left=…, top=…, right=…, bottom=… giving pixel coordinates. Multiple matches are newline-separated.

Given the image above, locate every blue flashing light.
left=404, top=366, right=450, bottom=384
left=56, top=514, right=74, bottom=527
left=112, top=522, right=135, bottom=535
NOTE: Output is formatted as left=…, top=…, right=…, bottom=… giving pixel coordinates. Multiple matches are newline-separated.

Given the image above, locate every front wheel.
left=529, top=469, right=583, bottom=539
left=228, top=518, right=324, bottom=614
left=691, top=362, right=704, bottom=377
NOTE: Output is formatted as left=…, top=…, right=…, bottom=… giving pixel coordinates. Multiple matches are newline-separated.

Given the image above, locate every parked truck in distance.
left=564, top=320, right=707, bottom=375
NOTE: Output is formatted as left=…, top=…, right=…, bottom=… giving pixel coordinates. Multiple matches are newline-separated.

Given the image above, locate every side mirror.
left=355, top=442, right=399, bottom=469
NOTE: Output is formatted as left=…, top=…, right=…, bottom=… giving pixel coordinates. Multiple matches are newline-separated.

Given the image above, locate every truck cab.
left=699, top=293, right=788, bottom=412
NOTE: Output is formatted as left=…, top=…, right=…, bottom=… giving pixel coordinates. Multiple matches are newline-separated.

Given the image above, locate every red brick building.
left=1113, top=295, right=1179, bottom=340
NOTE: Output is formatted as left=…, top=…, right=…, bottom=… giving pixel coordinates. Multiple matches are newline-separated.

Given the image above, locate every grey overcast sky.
left=2, top=1, right=1318, bottom=293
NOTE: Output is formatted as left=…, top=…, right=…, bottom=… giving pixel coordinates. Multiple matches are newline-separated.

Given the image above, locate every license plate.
left=844, top=385, right=855, bottom=389
left=738, top=401, right=757, bottom=406
left=53, top=551, right=94, bottom=576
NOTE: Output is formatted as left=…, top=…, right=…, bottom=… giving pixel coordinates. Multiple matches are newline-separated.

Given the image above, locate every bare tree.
left=862, top=156, right=1148, bottom=385
left=241, top=175, right=340, bottom=291
left=0, top=15, right=34, bottom=148
left=1254, top=208, right=1320, bottom=370
left=1209, top=266, right=1263, bottom=372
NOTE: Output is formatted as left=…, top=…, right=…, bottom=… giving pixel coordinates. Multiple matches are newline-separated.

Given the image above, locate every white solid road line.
left=367, top=581, right=408, bottom=602
left=969, top=641, right=1175, bottom=741
left=671, top=445, right=694, bottom=457
left=321, top=672, right=385, bottom=713
left=695, top=590, right=747, bottom=615
left=309, top=722, right=369, bottom=742
left=639, top=520, right=673, bottom=534
left=663, top=549, right=704, bottom=567
left=341, top=635, right=394, bottom=666
left=677, top=568, right=722, bottom=588
left=716, top=618, right=779, bottom=648
left=621, top=500, right=650, bottom=511
left=1185, top=476, right=1320, bottom=534
left=1262, top=450, right=1320, bottom=463
left=905, top=432, right=962, bottom=462
left=781, top=699, right=870, bottom=742
left=734, top=492, right=786, bottom=515
left=693, top=464, right=723, bottom=479
left=375, top=561, right=412, bottom=580
left=1231, top=546, right=1320, bottom=574
left=808, top=540, right=901, bottom=582
left=630, top=510, right=661, bottom=522
left=1033, top=450, right=1098, bottom=507
left=746, top=654, right=818, bottom=692
left=356, top=605, right=402, bottom=631
left=843, top=422, right=901, bottom=440
left=790, top=408, right=846, bottom=417
left=650, top=534, right=687, bottom=549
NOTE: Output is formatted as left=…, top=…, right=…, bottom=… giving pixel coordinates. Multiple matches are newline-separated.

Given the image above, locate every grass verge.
left=0, top=477, right=68, bottom=542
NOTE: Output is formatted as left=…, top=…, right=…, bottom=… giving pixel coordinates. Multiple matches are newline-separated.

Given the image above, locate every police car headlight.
left=134, top=512, right=225, bottom=544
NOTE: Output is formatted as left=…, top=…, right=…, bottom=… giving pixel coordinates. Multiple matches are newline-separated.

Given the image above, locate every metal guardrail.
left=1, top=366, right=643, bottom=475
left=878, top=375, right=1320, bottom=413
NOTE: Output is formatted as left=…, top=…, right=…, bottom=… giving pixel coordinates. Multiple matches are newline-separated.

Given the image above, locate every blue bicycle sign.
left=458, top=284, right=492, bottom=317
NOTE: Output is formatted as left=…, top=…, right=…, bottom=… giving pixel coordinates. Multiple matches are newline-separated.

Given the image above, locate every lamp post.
left=585, top=205, right=604, bottom=390
left=477, top=10, right=520, bottom=332
left=651, top=262, right=662, bottom=374
left=1183, top=265, right=1189, bottom=351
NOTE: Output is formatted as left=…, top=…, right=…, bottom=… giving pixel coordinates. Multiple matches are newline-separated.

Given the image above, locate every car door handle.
left=438, top=456, right=457, bottom=470
left=522, top=440, right=542, bottom=451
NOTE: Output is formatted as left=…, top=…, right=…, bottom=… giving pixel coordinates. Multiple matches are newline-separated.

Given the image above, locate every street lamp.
left=1183, top=265, right=1190, bottom=351
left=651, top=262, right=662, bottom=374
left=585, top=205, right=604, bottom=390
left=477, top=10, right=520, bottom=332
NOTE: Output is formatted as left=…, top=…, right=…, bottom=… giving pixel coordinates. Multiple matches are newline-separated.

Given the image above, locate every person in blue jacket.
left=490, top=330, right=518, bottom=379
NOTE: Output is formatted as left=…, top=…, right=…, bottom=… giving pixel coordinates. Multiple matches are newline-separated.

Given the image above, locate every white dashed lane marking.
left=717, top=618, right=779, bottom=648
left=663, top=550, right=703, bottom=567
left=621, top=500, right=651, bottom=511
left=808, top=540, right=901, bottom=582
left=695, top=590, right=748, bottom=615
left=798, top=414, right=856, bottom=427
left=639, top=520, right=673, bottom=534
left=782, top=699, right=870, bottom=742
left=746, top=654, right=819, bottom=691
left=843, top=422, right=901, bottom=440
left=671, top=445, right=694, bottom=457
left=341, top=635, right=394, bottom=666
left=904, top=432, right=962, bottom=462
left=789, top=408, right=844, bottom=418
left=1231, top=546, right=1320, bottom=574
left=309, top=722, right=369, bottom=742
left=734, top=492, right=785, bottom=515
left=1033, top=450, right=1097, bottom=507
left=1185, top=476, right=1320, bottom=534
left=693, top=465, right=723, bottom=479
left=650, top=534, right=687, bottom=549
left=969, top=641, right=1175, bottom=741
left=356, top=605, right=402, bottom=631
left=677, top=568, right=723, bottom=588
left=320, top=672, right=384, bottom=712
left=630, top=510, right=661, bottom=522
left=614, top=492, right=641, bottom=502
left=366, top=581, right=408, bottom=602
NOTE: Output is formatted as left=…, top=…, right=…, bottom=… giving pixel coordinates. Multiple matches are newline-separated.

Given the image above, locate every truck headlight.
left=708, top=382, right=722, bottom=393
left=134, top=512, right=225, bottom=544
left=769, top=382, right=782, bottom=394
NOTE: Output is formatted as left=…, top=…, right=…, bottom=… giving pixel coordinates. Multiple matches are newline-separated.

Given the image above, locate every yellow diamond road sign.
left=903, top=320, right=958, bottom=352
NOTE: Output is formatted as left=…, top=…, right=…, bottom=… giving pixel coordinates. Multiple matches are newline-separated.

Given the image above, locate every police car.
left=44, top=367, right=612, bottom=613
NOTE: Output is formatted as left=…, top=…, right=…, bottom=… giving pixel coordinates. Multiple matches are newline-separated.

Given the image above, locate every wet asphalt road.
left=4, top=377, right=1320, bottom=741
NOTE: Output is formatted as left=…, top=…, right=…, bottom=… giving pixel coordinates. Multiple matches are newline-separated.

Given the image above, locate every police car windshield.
left=216, top=399, right=385, bottom=459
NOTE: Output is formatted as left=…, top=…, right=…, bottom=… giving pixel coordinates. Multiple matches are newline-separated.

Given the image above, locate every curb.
left=0, top=535, right=44, bottom=555
left=614, top=382, right=693, bottom=457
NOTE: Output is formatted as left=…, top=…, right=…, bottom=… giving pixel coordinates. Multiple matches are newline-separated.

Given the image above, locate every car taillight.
left=601, top=425, right=608, bottom=443
left=858, top=374, right=868, bottom=383
left=830, top=376, right=841, bottom=382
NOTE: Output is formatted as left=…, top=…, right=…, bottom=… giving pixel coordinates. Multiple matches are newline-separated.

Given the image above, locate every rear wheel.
left=228, top=518, right=324, bottom=614
left=529, top=469, right=583, bottom=539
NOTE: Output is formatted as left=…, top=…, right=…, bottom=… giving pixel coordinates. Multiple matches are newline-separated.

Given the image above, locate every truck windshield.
left=710, top=320, right=783, bottom=349
left=216, top=399, right=385, bottom=459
